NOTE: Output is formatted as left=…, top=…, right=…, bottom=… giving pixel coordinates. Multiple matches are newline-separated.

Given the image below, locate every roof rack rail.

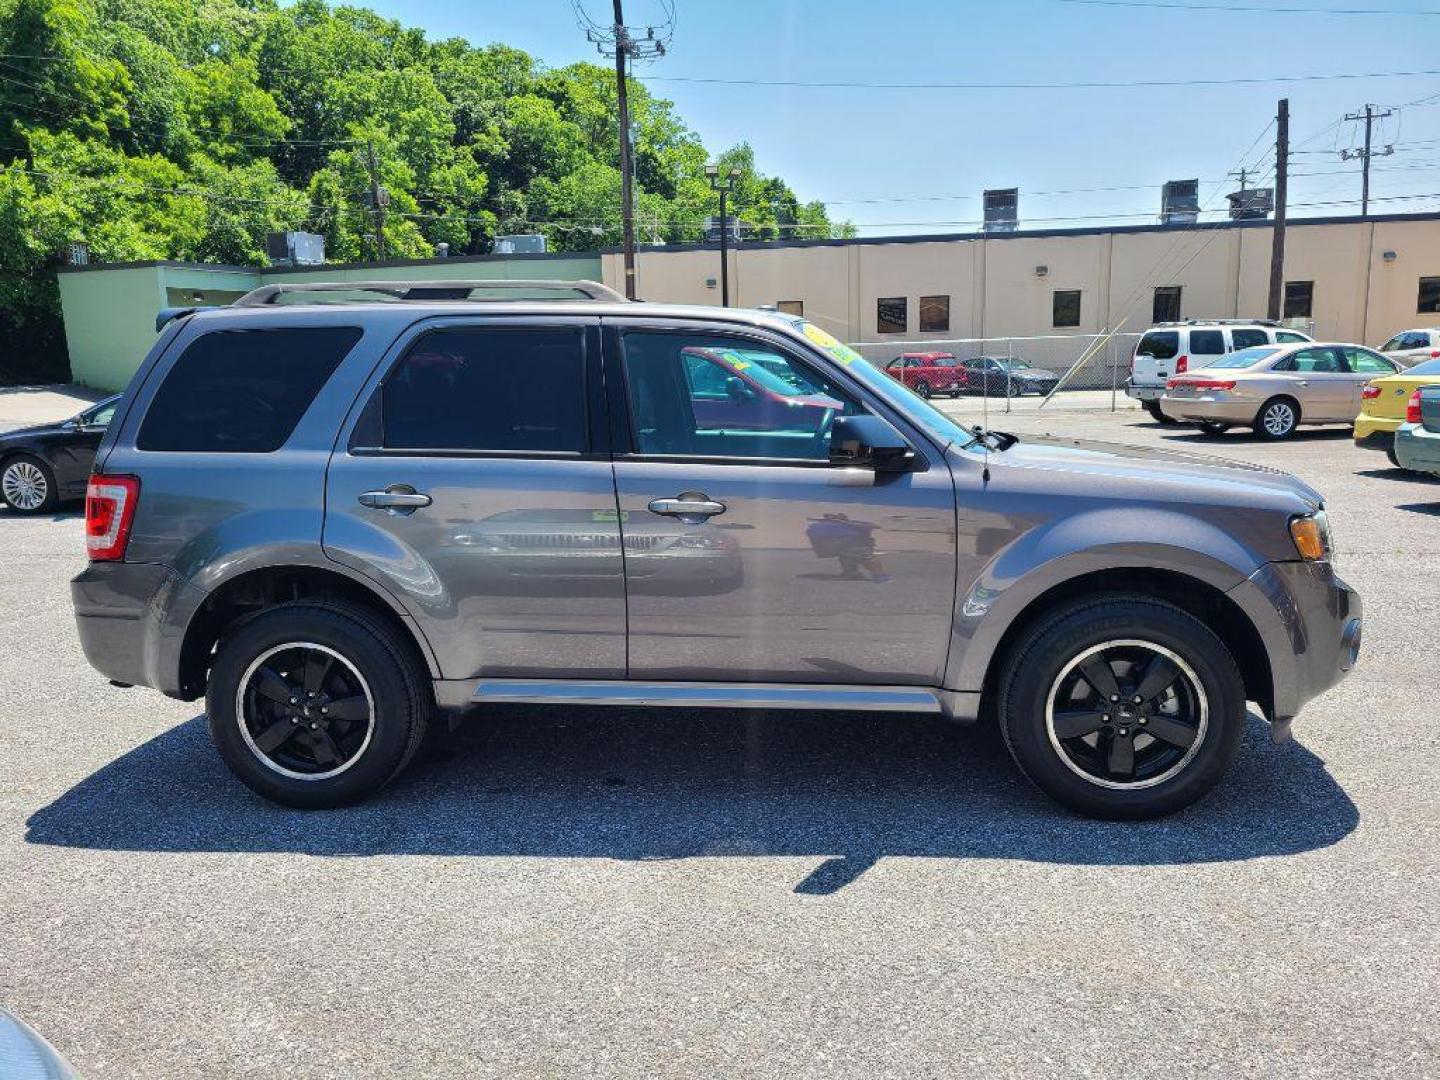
left=233, top=279, right=627, bottom=306
left=1152, top=318, right=1282, bottom=328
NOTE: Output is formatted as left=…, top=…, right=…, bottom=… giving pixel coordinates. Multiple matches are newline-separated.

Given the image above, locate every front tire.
left=1254, top=396, right=1299, bottom=440
left=998, top=596, right=1245, bottom=819
left=206, top=600, right=430, bottom=808
left=1, top=454, right=58, bottom=514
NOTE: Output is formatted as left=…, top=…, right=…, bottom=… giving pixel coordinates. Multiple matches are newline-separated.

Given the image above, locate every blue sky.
left=361, top=0, right=1440, bottom=235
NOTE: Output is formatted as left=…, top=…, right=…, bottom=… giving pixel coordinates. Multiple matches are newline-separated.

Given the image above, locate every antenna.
left=980, top=355, right=991, bottom=483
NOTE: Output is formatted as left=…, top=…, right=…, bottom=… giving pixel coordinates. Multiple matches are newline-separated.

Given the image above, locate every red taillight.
left=1431, top=350, right=1440, bottom=359
left=1406, top=390, right=1423, bottom=424
left=1361, top=384, right=1382, bottom=400
left=85, top=474, right=139, bottom=561
left=1175, top=355, right=1189, bottom=374
left=1167, top=377, right=1236, bottom=391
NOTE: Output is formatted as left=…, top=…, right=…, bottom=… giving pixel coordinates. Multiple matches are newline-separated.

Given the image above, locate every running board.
left=466, top=679, right=945, bottom=713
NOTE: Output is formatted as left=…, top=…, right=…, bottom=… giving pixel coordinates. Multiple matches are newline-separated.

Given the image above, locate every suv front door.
left=323, top=316, right=627, bottom=680
left=606, top=322, right=957, bottom=684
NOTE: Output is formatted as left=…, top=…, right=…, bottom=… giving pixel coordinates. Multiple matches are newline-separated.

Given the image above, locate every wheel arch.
left=977, top=567, right=1274, bottom=722
left=174, top=562, right=440, bottom=700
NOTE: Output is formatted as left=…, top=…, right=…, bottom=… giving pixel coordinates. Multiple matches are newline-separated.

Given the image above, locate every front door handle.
left=359, top=485, right=432, bottom=515
left=647, top=491, right=726, bottom=522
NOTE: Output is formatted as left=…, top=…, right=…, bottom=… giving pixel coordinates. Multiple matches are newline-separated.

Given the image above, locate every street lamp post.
left=705, top=164, right=741, bottom=307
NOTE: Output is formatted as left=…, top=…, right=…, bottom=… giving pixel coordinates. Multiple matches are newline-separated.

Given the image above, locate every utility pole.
left=364, top=139, right=388, bottom=262
left=1267, top=98, right=1289, bottom=321
left=1342, top=103, right=1394, bottom=216
left=584, top=2, right=668, bottom=299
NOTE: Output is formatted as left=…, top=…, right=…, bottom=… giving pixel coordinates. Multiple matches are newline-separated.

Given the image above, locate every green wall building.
left=56, top=251, right=605, bottom=392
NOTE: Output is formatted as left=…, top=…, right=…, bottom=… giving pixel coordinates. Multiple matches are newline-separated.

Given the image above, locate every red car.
left=883, top=352, right=968, bottom=398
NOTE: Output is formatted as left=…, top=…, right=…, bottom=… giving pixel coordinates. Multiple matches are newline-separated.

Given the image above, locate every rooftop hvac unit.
left=493, top=233, right=548, bottom=254
left=265, top=231, right=325, bottom=267
left=983, top=188, right=1018, bottom=232
left=1227, top=187, right=1274, bottom=220
left=1161, top=179, right=1200, bottom=225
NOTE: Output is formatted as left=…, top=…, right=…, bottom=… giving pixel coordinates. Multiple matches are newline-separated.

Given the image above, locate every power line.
left=640, top=68, right=1440, bottom=91
left=1052, top=0, right=1440, bottom=14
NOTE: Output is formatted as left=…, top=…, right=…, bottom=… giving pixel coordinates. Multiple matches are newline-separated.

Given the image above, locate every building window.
left=1153, top=286, right=1182, bottom=323
left=876, top=297, right=907, bottom=334
left=1052, top=290, right=1082, bottom=328
left=919, top=294, right=950, bottom=333
left=777, top=300, right=804, bottom=316
left=1419, top=277, right=1440, bottom=314
left=1284, top=281, right=1314, bottom=319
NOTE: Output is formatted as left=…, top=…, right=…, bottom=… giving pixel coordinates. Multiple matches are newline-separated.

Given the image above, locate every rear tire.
left=1, top=454, right=58, bottom=514
left=1254, top=396, right=1299, bottom=440
left=1144, top=400, right=1176, bottom=425
left=1386, top=447, right=1406, bottom=470
left=998, top=595, right=1245, bottom=819
left=206, top=600, right=430, bottom=808
left=915, top=380, right=932, bottom=399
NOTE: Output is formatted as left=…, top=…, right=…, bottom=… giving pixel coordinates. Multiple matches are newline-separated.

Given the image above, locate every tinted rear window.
left=137, top=327, right=361, bottom=452
left=1189, top=329, right=1225, bottom=354
left=381, top=328, right=585, bottom=452
left=1137, top=331, right=1179, bottom=360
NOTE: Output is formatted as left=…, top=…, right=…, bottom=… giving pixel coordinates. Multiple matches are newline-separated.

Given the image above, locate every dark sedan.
left=1, top=395, right=119, bottom=514
left=963, top=356, right=1061, bottom=397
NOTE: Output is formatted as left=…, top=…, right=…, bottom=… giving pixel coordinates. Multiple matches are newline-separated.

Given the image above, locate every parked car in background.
left=1161, top=342, right=1398, bottom=439
left=1394, top=386, right=1440, bottom=477
left=1129, top=321, right=1313, bottom=423
left=0, top=394, right=120, bottom=514
left=962, top=356, right=1061, bottom=397
left=1377, top=328, right=1440, bottom=369
left=72, top=282, right=1361, bottom=820
left=1353, top=357, right=1440, bottom=468
left=679, top=345, right=843, bottom=433
left=883, top=352, right=967, bottom=398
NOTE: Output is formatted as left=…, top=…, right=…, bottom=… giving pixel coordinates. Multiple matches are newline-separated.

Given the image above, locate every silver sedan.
left=1159, top=342, right=1400, bottom=440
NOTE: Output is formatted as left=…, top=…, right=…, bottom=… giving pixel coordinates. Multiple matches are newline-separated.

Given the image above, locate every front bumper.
left=1394, top=422, right=1440, bottom=475
left=1226, top=560, right=1362, bottom=727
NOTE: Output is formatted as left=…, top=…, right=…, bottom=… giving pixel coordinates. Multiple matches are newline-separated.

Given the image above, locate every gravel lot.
left=2, top=404, right=1438, bottom=1078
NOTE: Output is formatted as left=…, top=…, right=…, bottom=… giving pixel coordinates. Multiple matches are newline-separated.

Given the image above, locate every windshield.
left=782, top=317, right=972, bottom=446
left=1207, top=346, right=1281, bottom=369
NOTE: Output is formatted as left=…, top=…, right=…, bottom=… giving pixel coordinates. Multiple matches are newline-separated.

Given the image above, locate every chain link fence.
left=848, top=333, right=1145, bottom=406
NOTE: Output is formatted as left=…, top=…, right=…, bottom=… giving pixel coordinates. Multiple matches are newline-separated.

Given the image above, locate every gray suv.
left=71, top=281, right=1362, bottom=819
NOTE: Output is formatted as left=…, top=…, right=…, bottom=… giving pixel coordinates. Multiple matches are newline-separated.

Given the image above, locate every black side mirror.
left=725, top=376, right=756, bottom=403
left=829, top=414, right=915, bottom=473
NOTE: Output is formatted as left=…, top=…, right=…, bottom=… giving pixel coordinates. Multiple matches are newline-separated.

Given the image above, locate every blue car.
left=1394, top=386, right=1440, bottom=478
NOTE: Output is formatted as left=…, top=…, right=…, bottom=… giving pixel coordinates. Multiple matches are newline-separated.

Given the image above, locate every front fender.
left=945, top=506, right=1263, bottom=699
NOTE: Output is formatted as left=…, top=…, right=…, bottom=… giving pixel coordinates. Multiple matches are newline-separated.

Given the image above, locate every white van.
left=1128, top=321, right=1314, bottom=422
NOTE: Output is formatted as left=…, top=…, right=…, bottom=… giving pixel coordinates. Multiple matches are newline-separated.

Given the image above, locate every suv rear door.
left=323, top=315, right=627, bottom=680
left=1133, top=330, right=1180, bottom=389
left=604, top=318, right=957, bottom=684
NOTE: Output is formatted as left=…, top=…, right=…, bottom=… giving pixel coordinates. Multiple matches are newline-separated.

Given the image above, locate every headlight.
left=1289, top=510, right=1333, bottom=563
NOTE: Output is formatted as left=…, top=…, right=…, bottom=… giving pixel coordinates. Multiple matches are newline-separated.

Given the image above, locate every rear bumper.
left=1226, top=560, right=1362, bottom=725
left=1353, top=428, right=1395, bottom=454
left=72, top=561, right=204, bottom=698
left=1394, top=422, right=1440, bottom=474
left=1353, top=413, right=1401, bottom=441
left=1160, top=395, right=1259, bottom=424
left=1125, top=382, right=1164, bottom=402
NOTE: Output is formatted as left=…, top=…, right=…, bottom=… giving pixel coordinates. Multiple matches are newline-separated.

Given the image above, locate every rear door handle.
left=647, top=492, right=726, bottom=522
left=359, top=485, right=432, bottom=515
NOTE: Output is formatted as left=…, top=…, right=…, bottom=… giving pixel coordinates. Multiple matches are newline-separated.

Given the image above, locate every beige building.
left=601, top=211, right=1440, bottom=351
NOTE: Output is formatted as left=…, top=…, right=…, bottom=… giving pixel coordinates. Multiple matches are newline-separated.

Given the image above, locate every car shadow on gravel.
left=1156, top=428, right=1355, bottom=447
left=26, top=708, right=1358, bottom=893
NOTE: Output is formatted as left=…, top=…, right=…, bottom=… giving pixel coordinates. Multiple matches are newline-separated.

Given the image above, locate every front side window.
left=1153, top=286, right=1182, bottom=323
left=138, top=326, right=362, bottom=453
left=1230, top=328, right=1269, bottom=350
left=1275, top=330, right=1310, bottom=344
left=919, top=295, right=950, bottom=333
left=877, top=297, right=907, bottom=334
left=621, top=332, right=857, bottom=461
left=1189, top=329, right=1225, bottom=355
left=83, top=400, right=118, bottom=427
left=1418, top=277, right=1440, bottom=314
left=1136, top=331, right=1179, bottom=361
left=1284, top=281, right=1314, bottom=319
left=1052, top=290, right=1081, bottom=328
left=381, top=327, right=585, bottom=453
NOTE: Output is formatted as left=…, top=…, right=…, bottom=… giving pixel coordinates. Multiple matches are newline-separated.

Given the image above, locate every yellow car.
left=1354, top=356, right=1440, bottom=467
